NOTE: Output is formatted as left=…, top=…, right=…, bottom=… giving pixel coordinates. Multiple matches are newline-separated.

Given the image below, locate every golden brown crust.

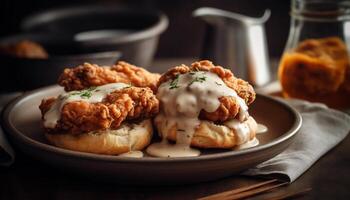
left=199, top=96, right=240, bottom=122
left=158, top=60, right=256, bottom=122
left=58, top=62, right=160, bottom=92
left=39, top=97, right=56, bottom=115
left=155, top=117, right=257, bottom=149
left=45, top=119, right=153, bottom=155
left=158, top=60, right=255, bottom=104
left=106, top=87, right=160, bottom=121
left=39, top=87, right=159, bottom=135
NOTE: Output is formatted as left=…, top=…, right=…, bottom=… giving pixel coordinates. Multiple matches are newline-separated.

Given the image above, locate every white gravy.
left=146, top=141, right=200, bottom=158
left=43, top=83, right=129, bottom=128
left=257, top=124, right=268, bottom=134
left=118, top=151, right=144, bottom=158
left=234, top=137, right=259, bottom=150
left=146, top=71, right=250, bottom=158
left=224, top=118, right=252, bottom=145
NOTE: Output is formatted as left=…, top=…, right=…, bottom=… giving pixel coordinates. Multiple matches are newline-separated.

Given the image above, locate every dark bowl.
left=0, top=33, right=121, bottom=92
left=21, top=4, right=169, bottom=67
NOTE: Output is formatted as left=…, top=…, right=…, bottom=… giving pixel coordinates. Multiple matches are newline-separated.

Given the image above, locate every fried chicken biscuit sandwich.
left=147, top=60, right=258, bottom=157
left=39, top=63, right=159, bottom=155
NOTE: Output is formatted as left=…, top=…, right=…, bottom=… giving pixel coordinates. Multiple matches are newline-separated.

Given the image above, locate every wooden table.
left=1, top=58, right=349, bottom=200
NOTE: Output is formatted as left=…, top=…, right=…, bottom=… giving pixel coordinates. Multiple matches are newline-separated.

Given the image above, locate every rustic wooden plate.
left=2, top=85, right=301, bottom=185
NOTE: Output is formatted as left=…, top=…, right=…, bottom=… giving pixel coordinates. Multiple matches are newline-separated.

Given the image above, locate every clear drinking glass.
left=278, top=0, right=350, bottom=108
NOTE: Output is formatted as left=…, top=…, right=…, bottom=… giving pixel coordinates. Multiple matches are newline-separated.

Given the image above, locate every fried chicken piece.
left=200, top=96, right=241, bottom=122
left=58, top=61, right=160, bottom=92
left=0, top=40, right=48, bottom=59
left=39, top=87, right=159, bottom=135
left=106, top=87, right=159, bottom=120
left=158, top=60, right=256, bottom=122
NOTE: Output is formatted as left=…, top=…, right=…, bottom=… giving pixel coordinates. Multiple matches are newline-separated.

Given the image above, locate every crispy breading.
left=199, top=96, right=241, bottom=122
left=158, top=60, right=256, bottom=122
left=106, top=87, right=159, bottom=120
left=58, top=61, right=160, bottom=92
left=39, top=87, right=159, bottom=135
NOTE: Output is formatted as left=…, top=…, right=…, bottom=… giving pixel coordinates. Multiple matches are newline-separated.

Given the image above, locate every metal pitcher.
left=193, top=7, right=271, bottom=87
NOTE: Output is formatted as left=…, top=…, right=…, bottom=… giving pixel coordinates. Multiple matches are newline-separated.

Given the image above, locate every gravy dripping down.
left=118, top=151, right=144, bottom=158
left=146, top=71, right=251, bottom=158
left=257, top=124, right=268, bottom=134
left=234, top=137, right=259, bottom=150
left=43, top=83, right=129, bottom=128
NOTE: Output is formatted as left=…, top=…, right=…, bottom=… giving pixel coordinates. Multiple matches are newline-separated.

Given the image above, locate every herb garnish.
left=124, top=83, right=133, bottom=89
left=69, top=86, right=96, bottom=99
left=80, top=92, right=92, bottom=99
left=215, top=81, right=222, bottom=86
left=169, top=74, right=180, bottom=89
left=189, top=75, right=206, bottom=86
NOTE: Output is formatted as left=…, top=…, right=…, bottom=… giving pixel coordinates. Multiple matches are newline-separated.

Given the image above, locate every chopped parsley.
left=124, top=83, right=133, bottom=89
left=215, top=81, right=222, bottom=86
left=80, top=91, right=92, bottom=99
left=69, top=86, right=96, bottom=99
left=169, top=74, right=180, bottom=89
left=189, top=75, right=207, bottom=86
left=169, top=72, right=208, bottom=89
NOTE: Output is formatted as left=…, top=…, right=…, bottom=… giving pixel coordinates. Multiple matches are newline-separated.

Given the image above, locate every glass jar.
left=278, top=0, right=350, bottom=108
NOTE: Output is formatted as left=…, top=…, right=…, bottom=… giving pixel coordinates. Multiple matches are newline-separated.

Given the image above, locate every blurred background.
left=0, top=0, right=296, bottom=92
left=0, top=0, right=290, bottom=58
left=0, top=0, right=349, bottom=110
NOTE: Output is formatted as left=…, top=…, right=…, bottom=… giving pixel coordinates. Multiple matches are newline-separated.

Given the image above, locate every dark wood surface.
left=1, top=58, right=350, bottom=200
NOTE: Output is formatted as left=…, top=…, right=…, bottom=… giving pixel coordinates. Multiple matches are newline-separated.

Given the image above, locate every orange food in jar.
left=278, top=37, right=350, bottom=108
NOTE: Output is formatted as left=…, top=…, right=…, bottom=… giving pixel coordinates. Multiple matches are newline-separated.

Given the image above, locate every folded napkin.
left=0, top=93, right=21, bottom=167
left=243, top=98, right=350, bottom=182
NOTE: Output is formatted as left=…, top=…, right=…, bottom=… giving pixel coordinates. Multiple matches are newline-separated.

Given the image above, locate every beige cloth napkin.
left=243, top=98, right=350, bottom=182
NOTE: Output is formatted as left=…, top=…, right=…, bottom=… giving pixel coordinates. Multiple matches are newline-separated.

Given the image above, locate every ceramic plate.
left=2, top=85, right=301, bottom=185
